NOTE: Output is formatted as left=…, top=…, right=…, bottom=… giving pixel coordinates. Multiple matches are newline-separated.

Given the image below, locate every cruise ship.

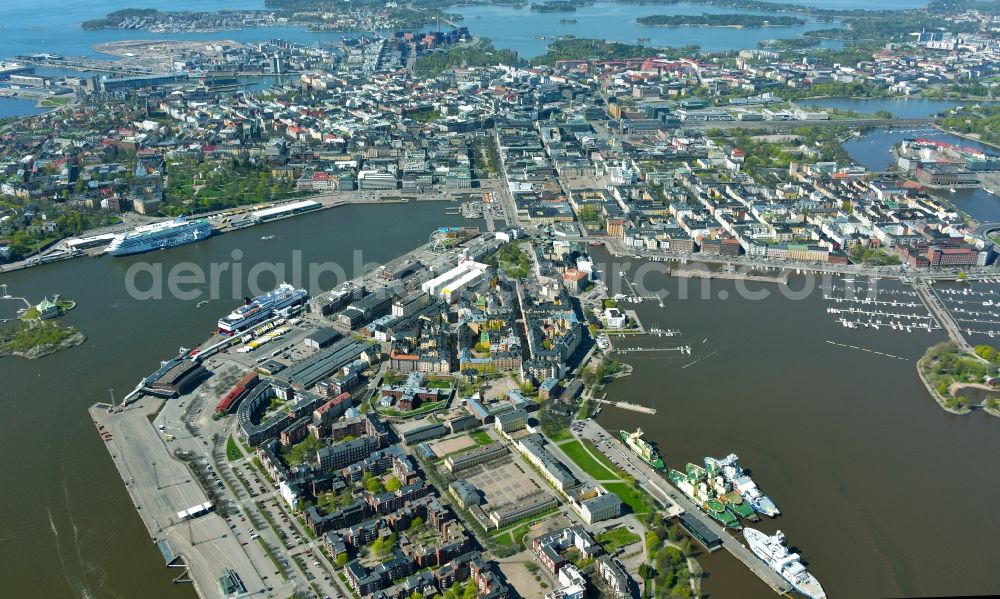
left=105, top=217, right=212, bottom=256
left=619, top=427, right=665, bottom=469
left=744, top=528, right=826, bottom=599
left=218, top=283, right=308, bottom=335
left=707, top=454, right=780, bottom=517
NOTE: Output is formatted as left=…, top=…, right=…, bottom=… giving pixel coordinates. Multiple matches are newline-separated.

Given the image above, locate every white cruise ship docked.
left=218, top=283, right=308, bottom=335
left=744, top=528, right=826, bottom=599
left=105, top=217, right=212, bottom=256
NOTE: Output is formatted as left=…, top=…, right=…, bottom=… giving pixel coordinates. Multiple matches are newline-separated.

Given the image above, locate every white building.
left=602, top=308, right=626, bottom=330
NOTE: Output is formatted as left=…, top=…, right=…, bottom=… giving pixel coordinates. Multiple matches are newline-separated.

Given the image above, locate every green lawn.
left=40, top=96, right=70, bottom=107
left=596, top=527, right=641, bottom=552
left=558, top=440, right=616, bottom=480
left=469, top=429, right=492, bottom=445
left=492, top=522, right=535, bottom=549
left=226, top=436, right=244, bottom=461
left=544, top=426, right=574, bottom=443
left=604, top=482, right=654, bottom=515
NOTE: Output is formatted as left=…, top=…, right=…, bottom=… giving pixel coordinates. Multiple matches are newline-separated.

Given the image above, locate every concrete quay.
left=90, top=396, right=293, bottom=599
left=575, top=420, right=793, bottom=596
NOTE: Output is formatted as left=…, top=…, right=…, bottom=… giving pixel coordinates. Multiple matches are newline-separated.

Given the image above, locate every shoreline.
left=0, top=192, right=459, bottom=274
left=0, top=328, right=87, bottom=360
left=932, top=124, right=1000, bottom=152
left=948, top=382, right=1000, bottom=419
left=915, top=347, right=995, bottom=417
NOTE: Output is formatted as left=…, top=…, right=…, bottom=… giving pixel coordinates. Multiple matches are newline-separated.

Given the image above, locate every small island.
left=530, top=1, right=583, bottom=13
left=0, top=294, right=85, bottom=359
left=636, top=13, right=806, bottom=28
left=917, top=341, right=1000, bottom=417
left=0, top=321, right=86, bottom=359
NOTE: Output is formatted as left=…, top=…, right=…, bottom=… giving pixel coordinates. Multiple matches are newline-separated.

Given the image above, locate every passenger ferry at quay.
left=217, top=283, right=308, bottom=335
left=104, top=217, right=212, bottom=256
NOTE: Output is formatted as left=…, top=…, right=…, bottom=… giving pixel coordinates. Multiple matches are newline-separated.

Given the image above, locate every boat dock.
left=612, top=344, right=691, bottom=355
left=592, top=398, right=657, bottom=414
left=916, top=280, right=972, bottom=351
left=577, top=419, right=793, bottom=596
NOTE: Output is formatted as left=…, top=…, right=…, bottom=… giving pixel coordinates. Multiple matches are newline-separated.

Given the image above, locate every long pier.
left=612, top=344, right=691, bottom=354
left=916, top=280, right=972, bottom=351
left=592, top=398, right=657, bottom=414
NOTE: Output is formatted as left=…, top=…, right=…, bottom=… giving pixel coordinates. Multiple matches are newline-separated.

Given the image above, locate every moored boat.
left=105, top=217, right=211, bottom=256
left=619, top=427, right=665, bottom=469
left=709, top=454, right=780, bottom=517
left=721, top=490, right=759, bottom=521
left=703, top=498, right=741, bottom=530
left=218, top=283, right=308, bottom=335
left=744, top=528, right=826, bottom=599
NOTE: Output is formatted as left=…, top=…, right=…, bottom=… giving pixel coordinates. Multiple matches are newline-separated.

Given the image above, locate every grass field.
left=469, top=429, right=492, bottom=445
left=226, top=435, right=244, bottom=461
left=544, top=426, right=574, bottom=443
left=558, top=440, right=616, bottom=480
left=226, top=437, right=243, bottom=462
left=491, top=522, right=535, bottom=549
left=604, top=482, right=654, bottom=515
left=596, top=527, right=641, bottom=552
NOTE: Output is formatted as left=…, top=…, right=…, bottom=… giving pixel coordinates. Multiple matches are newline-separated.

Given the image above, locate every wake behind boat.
left=744, top=528, right=826, bottom=599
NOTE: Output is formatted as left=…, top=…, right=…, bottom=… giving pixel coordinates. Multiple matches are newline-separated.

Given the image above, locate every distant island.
left=530, top=1, right=584, bottom=13
left=636, top=13, right=806, bottom=28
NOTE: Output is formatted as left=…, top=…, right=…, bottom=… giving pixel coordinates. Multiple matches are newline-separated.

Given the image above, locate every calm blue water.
left=0, top=0, right=924, bottom=61
left=805, top=97, right=970, bottom=119
left=0, top=97, right=45, bottom=118
left=0, top=0, right=362, bottom=58
left=793, top=0, right=926, bottom=7
left=844, top=127, right=1000, bottom=222
left=453, top=2, right=842, bottom=57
